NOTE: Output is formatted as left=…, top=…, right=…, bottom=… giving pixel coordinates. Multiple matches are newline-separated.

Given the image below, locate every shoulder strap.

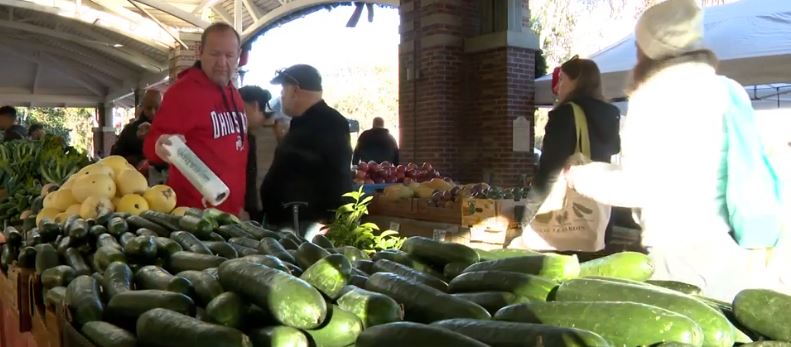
left=569, top=102, right=591, bottom=157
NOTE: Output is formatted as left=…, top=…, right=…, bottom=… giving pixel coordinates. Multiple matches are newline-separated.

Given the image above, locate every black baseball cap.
left=271, top=64, right=322, bottom=92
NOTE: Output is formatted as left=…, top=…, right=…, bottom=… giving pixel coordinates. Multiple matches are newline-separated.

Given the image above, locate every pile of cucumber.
left=2, top=208, right=789, bottom=347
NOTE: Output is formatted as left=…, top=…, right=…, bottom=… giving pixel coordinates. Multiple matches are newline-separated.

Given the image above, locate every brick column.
left=399, top=0, right=539, bottom=187
left=169, top=37, right=200, bottom=82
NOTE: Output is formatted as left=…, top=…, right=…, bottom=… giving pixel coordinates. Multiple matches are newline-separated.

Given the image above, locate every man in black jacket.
left=260, top=64, right=353, bottom=233
left=352, top=117, right=399, bottom=165
left=111, top=90, right=161, bottom=166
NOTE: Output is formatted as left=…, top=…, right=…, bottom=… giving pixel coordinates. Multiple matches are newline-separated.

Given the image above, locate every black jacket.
left=352, top=128, right=399, bottom=165
left=524, top=97, right=621, bottom=222
left=260, top=101, right=353, bottom=226
left=111, top=117, right=150, bottom=166
left=3, top=125, right=26, bottom=142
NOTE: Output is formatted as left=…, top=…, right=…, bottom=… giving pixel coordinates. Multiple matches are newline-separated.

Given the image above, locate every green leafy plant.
left=325, top=187, right=405, bottom=254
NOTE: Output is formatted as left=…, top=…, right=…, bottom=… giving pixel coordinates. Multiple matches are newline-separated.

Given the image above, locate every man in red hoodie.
left=144, top=22, right=248, bottom=215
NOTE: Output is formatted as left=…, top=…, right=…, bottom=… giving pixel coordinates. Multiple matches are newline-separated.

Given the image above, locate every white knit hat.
left=635, top=0, right=704, bottom=60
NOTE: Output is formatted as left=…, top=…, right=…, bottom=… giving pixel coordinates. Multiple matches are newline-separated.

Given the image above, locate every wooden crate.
left=413, top=198, right=498, bottom=227
left=368, top=195, right=417, bottom=219
left=365, top=215, right=470, bottom=244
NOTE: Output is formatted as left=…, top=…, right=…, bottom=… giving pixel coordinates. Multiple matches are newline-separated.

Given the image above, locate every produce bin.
left=368, top=194, right=417, bottom=219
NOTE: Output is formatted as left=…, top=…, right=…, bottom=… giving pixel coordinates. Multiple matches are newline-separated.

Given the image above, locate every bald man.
left=112, top=89, right=162, bottom=166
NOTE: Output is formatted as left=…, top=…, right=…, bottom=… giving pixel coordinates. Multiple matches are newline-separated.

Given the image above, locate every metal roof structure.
left=0, top=0, right=393, bottom=108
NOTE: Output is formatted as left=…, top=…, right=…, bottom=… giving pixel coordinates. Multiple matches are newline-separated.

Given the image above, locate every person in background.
left=112, top=89, right=162, bottom=167
left=565, top=0, right=789, bottom=300
left=521, top=57, right=621, bottom=233
left=239, top=85, right=278, bottom=222
left=352, top=117, right=399, bottom=165
left=28, top=124, right=45, bottom=141
left=260, top=64, right=353, bottom=234
left=0, top=106, right=26, bottom=142
left=144, top=22, right=248, bottom=215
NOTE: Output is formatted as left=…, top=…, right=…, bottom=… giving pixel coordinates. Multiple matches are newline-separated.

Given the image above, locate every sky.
left=242, top=5, right=401, bottom=97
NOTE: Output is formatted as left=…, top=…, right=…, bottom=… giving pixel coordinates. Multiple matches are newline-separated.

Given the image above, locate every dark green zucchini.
left=230, top=243, right=261, bottom=257
left=240, top=255, right=291, bottom=273
left=41, top=265, right=77, bottom=289
left=171, top=231, right=212, bottom=255
left=141, top=210, right=181, bottom=231
left=353, top=260, right=374, bottom=275
left=373, top=259, right=449, bottom=292
left=449, top=271, right=558, bottom=301
left=312, top=234, right=335, bottom=249
left=39, top=220, right=62, bottom=243
left=102, top=261, right=133, bottom=300
left=89, top=225, right=108, bottom=238
left=372, top=250, right=444, bottom=279
left=154, top=237, right=183, bottom=258
left=444, top=262, right=472, bottom=280
left=81, top=321, right=137, bottom=347
left=68, top=218, right=89, bottom=240
left=107, top=217, right=129, bottom=237
left=356, top=321, right=489, bottom=347
left=204, top=241, right=239, bottom=259
left=93, top=246, right=127, bottom=272
left=126, top=215, right=169, bottom=237
left=206, top=232, right=225, bottom=242
left=451, top=292, right=519, bottom=315
left=107, top=289, right=195, bottom=323
left=134, top=265, right=192, bottom=295
left=179, top=215, right=214, bottom=239
left=229, top=237, right=260, bottom=249
left=305, top=305, right=363, bottom=347
left=176, top=270, right=225, bottom=306
left=300, top=254, right=353, bottom=299
left=206, top=291, right=247, bottom=328
left=56, top=235, right=72, bottom=255
left=337, top=285, right=403, bottom=328
left=136, top=308, right=252, bottom=347
left=118, top=232, right=135, bottom=248
left=279, top=238, right=300, bottom=250
left=123, top=235, right=158, bottom=262
left=65, top=275, right=104, bottom=327
left=259, top=237, right=296, bottom=264
left=350, top=275, right=368, bottom=288
left=35, top=243, right=59, bottom=273
left=237, top=221, right=279, bottom=240
left=295, top=242, right=331, bottom=270
left=64, top=247, right=91, bottom=276
left=135, top=228, right=159, bottom=238
left=216, top=224, right=254, bottom=240
left=366, top=272, right=490, bottom=323
left=166, top=251, right=227, bottom=273
left=96, top=233, right=121, bottom=250
left=463, top=254, right=580, bottom=281
left=401, top=236, right=479, bottom=266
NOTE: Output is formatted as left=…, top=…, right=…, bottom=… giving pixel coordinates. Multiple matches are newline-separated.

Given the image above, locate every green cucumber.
left=35, top=243, right=59, bottom=273
left=93, top=246, right=127, bottom=272
left=123, top=235, right=157, bottom=262
left=179, top=215, right=214, bottom=239
left=229, top=236, right=261, bottom=249
left=102, top=261, right=133, bottom=300
left=205, top=241, right=239, bottom=259
left=432, top=318, right=612, bottom=347
left=141, top=210, right=181, bottom=231
left=556, top=278, right=734, bottom=347
left=96, top=234, right=122, bottom=250
left=365, top=272, right=490, bottom=323
left=206, top=292, right=246, bottom=328
left=126, top=215, right=169, bottom=237
left=176, top=270, right=224, bottom=306
left=372, top=250, right=444, bottom=279
left=137, top=308, right=252, bottom=347
left=451, top=292, right=519, bottom=315
left=578, top=251, right=654, bottom=281
left=68, top=218, right=89, bottom=240
left=373, top=259, right=449, bottom=292
left=350, top=274, right=368, bottom=288
left=45, top=286, right=66, bottom=307
left=475, top=248, right=543, bottom=261
left=353, top=259, right=374, bottom=275
left=107, top=217, right=129, bottom=237
left=39, top=220, right=62, bottom=243
left=89, top=224, right=108, bottom=238
left=733, top=289, right=791, bottom=341
left=166, top=251, right=227, bottom=273
left=41, top=265, right=77, bottom=289
left=257, top=237, right=296, bottom=263
left=134, top=265, right=192, bottom=295
left=65, top=247, right=91, bottom=276
left=204, top=267, right=219, bottom=280
left=237, top=221, right=279, bottom=240
left=305, top=305, right=363, bottom=347
left=464, top=254, right=580, bottom=281
left=56, top=236, right=72, bottom=255
left=240, top=255, right=292, bottom=273
left=312, top=234, right=335, bottom=249
left=107, top=289, right=195, bottom=324
left=449, top=271, right=558, bottom=301
left=356, top=321, right=489, bottom=347
left=206, top=232, right=225, bottom=242
left=216, top=224, right=254, bottom=240
left=218, top=259, right=327, bottom=329
left=280, top=238, right=300, bottom=250
left=300, top=254, right=353, bottom=299
left=135, top=228, right=158, bottom=238
left=81, top=321, right=137, bottom=347
left=65, top=275, right=104, bottom=327
left=118, top=232, right=135, bottom=248
left=444, top=262, right=473, bottom=280
left=295, top=242, right=331, bottom=269
left=401, top=236, right=479, bottom=266
left=647, top=280, right=702, bottom=295
left=285, top=262, right=303, bottom=277
left=337, top=246, right=369, bottom=262
left=155, top=237, right=183, bottom=258
left=495, top=301, right=703, bottom=347
left=171, top=231, right=212, bottom=255
left=249, top=326, right=309, bottom=347
left=337, top=285, right=403, bottom=328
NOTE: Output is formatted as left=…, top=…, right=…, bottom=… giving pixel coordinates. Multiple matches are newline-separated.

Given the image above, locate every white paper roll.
left=163, top=135, right=230, bottom=207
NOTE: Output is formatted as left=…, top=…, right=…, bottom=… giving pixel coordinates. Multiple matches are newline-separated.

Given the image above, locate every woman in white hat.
left=564, top=0, right=789, bottom=301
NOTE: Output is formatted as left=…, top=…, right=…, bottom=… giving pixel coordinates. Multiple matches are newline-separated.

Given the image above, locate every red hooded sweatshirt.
left=144, top=66, right=248, bottom=215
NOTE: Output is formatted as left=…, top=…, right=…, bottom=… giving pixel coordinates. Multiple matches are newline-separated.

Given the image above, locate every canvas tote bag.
left=517, top=103, right=611, bottom=252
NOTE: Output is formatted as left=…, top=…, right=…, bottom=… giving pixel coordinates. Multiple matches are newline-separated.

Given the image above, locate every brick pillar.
left=399, top=0, right=539, bottom=187
left=169, top=38, right=200, bottom=82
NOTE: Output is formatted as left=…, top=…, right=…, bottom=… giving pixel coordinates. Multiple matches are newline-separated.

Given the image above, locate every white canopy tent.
left=534, top=0, right=791, bottom=107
